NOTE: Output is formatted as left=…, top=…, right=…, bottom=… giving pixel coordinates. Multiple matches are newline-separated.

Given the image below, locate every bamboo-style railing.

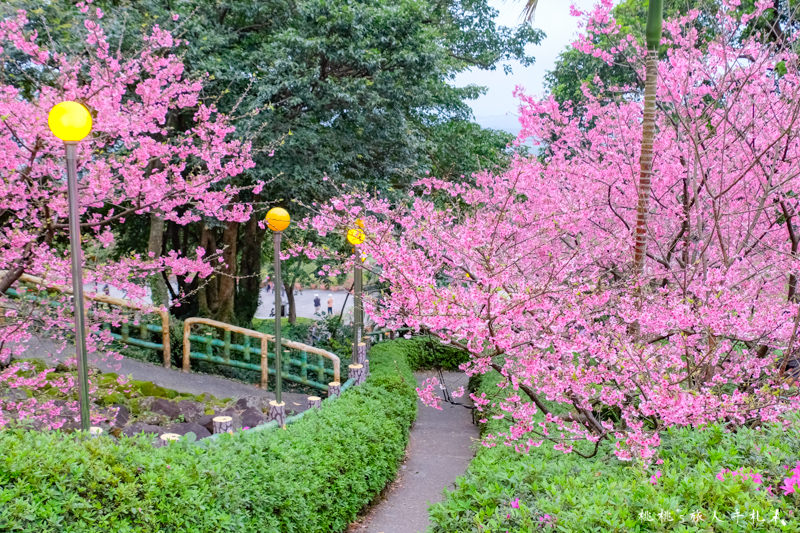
left=5, top=273, right=171, bottom=367
left=183, top=317, right=340, bottom=392
left=6, top=273, right=343, bottom=392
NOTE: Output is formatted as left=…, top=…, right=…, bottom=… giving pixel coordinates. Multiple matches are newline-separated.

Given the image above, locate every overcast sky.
left=455, top=0, right=600, bottom=134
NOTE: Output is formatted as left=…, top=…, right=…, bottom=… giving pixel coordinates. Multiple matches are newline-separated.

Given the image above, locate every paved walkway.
left=349, top=371, right=477, bottom=533
left=255, top=288, right=354, bottom=320
left=15, top=336, right=311, bottom=410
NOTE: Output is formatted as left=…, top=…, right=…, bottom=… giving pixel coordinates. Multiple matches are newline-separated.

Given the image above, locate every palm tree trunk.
left=631, top=0, right=663, bottom=281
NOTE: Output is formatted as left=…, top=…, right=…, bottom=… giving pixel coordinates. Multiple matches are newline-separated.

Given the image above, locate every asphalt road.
left=254, top=288, right=354, bottom=321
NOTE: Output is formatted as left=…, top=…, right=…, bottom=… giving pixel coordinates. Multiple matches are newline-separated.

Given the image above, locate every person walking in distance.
left=314, top=294, right=321, bottom=315
left=327, top=294, right=334, bottom=315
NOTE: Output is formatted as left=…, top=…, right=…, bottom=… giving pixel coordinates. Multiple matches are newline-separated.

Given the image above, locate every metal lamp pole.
left=266, top=207, right=290, bottom=404
left=272, top=230, right=283, bottom=403
left=346, top=225, right=366, bottom=361
left=48, top=102, right=93, bottom=431
left=354, top=254, right=362, bottom=349
left=66, top=142, right=91, bottom=430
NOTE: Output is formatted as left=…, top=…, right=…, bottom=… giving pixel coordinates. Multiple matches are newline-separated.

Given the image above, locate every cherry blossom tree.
left=0, top=2, right=255, bottom=374
left=305, top=1, right=800, bottom=461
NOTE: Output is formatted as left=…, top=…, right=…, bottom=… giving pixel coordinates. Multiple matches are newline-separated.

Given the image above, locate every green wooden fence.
left=183, top=317, right=340, bottom=393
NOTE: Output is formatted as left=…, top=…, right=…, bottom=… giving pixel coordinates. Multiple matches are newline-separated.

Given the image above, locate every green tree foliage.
left=545, top=0, right=720, bottom=107
left=2, top=0, right=541, bottom=325
left=426, top=120, right=514, bottom=182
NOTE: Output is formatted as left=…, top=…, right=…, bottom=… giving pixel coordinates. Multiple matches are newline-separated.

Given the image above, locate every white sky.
left=455, top=0, right=600, bottom=134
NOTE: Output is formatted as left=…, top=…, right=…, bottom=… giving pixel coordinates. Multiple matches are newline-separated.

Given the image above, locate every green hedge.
left=389, top=336, right=468, bottom=371
left=429, top=371, right=800, bottom=532
left=0, top=339, right=420, bottom=533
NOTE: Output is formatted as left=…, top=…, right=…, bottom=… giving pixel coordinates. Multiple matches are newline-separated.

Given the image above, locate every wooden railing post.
left=260, top=337, right=269, bottom=390
left=160, top=309, right=170, bottom=368
left=182, top=322, right=191, bottom=372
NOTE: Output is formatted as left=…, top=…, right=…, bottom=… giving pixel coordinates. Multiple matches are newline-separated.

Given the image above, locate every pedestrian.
left=314, top=293, right=321, bottom=315
left=327, top=294, right=334, bottom=315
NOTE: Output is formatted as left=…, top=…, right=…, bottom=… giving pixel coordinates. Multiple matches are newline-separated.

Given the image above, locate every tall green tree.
left=4, top=0, right=541, bottom=324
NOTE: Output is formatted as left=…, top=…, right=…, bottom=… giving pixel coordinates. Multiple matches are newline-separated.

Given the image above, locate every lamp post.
left=266, top=207, right=290, bottom=405
left=346, top=223, right=366, bottom=362
left=48, top=101, right=93, bottom=431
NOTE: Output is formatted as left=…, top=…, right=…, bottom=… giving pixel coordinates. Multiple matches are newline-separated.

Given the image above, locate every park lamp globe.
left=266, top=207, right=291, bottom=232
left=48, top=101, right=92, bottom=142
left=346, top=227, right=366, bottom=246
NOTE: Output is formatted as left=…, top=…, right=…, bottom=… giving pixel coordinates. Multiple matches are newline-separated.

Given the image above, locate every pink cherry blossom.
left=300, top=1, right=800, bottom=460
left=0, top=5, right=260, bottom=432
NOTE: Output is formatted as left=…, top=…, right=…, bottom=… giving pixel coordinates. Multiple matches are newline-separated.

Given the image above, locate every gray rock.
left=235, top=395, right=269, bottom=411
left=196, top=414, right=215, bottom=433
left=176, top=400, right=205, bottom=422
left=55, top=401, right=81, bottom=431
left=166, top=422, right=212, bottom=440
left=122, top=422, right=164, bottom=438
left=140, top=397, right=181, bottom=420
left=240, top=407, right=266, bottom=428
left=1, top=388, right=29, bottom=402
left=112, top=404, right=130, bottom=428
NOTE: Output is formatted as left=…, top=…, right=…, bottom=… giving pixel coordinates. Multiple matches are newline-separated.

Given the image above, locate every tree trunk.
left=283, top=278, right=297, bottom=325
left=147, top=213, right=169, bottom=307
left=0, top=241, right=34, bottom=294
left=235, top=215, right=266, bottom=325
left=349, top=363, right=366, bottom=385
left=197, top=225, right=213, bottom=316
left=631, top=0, right=663, bottom=282
left=267, top=400, right=287, bottom=427
left=354, top=342, right=367, bottom=365
left=214, top=221, right=239, bottom=324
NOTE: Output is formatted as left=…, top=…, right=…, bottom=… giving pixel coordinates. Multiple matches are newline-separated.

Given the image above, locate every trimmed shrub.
left=0, top=339, right=420, bottom=532
left=428, top=371, right=800, bottom=532
left=390, top=336, right=468, bottom=371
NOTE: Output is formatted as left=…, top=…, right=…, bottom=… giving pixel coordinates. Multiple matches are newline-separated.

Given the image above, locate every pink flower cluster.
left=0, top=5, right=258, bottom=368
left=0, top=361, right=120, bottom=430
left=781, top=463, right=800, bottom=496
left=716, top=468, right=763, bottom=485
left=302, top=1, right=800, bottom=460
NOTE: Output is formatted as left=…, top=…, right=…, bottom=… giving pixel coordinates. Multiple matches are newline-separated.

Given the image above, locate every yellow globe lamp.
left=48, top=101, right=92, bottom=142
left=266, top=207, right=291, bottom=232
left=347, top=228, right=366, bottom=246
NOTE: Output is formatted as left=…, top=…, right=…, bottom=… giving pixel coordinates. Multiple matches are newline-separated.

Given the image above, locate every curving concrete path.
left=348, top=371, right=477, bottom=533
left=14, top=335, right=311, bottom=410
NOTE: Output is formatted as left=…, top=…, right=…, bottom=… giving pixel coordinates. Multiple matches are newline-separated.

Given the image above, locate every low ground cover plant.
left=429, top=372, right=800, bottom=532
left=0, top=358, right=225, bottom=432
left=0, top=339, right=419, bottom=532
